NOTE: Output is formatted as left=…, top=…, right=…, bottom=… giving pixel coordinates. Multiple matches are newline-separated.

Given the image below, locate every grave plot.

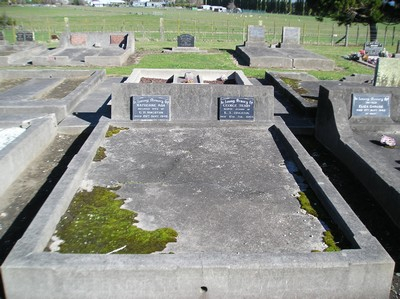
left=315, top=84, right=400, bottom=229
left=2, top=69, right=394, bottom=298
left=0, top=69, right=105, bottom=123
left=236, top=26, right=335, bottom=70
left=0, top=31, right=47, bottom=66
left=31, top=32, right=135, bottom=67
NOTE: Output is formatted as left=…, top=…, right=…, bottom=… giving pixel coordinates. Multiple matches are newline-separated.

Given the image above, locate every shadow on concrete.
left=0, top=128, right=92, bottom=299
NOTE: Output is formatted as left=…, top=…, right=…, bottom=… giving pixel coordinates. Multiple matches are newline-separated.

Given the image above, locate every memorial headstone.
left=244, top=25, right=266, bottom=46
left=364, top=41, right=383, bottom=56
left=177, top=34, right=195, bottom=48
left=132, top=95, right=170, bottom=120
left=0, top=32, right=4, bottom=41
left=374, top=57, right=400, bottom=87
left=280, top=27, right=300, bottom=48
left=16, top=31, right=34, bottom=42
left=219, top=97, right=254, bottom=120
left=351, top=93, right=391, bottom=117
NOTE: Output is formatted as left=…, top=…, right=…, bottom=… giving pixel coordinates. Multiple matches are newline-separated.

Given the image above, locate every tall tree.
left=309, top=0, right=400, bottom=41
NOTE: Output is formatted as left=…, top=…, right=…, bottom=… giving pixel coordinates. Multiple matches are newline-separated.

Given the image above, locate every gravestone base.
left=236, top=45, right=334, bottom=71
left=169, top=47, right=207, bottom=53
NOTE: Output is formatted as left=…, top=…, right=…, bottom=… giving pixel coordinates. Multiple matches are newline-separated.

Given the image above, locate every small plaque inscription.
left=132, top=95, right=170, bottom=120
left=16, top=31, right=34, bottom=42
left=177, top=34, right=194, bottom=47
left=219, top=97, right=254, bottom=120
left=364, top=41, right=383, bottom=56
left=351, top=93, right=391, bottom=117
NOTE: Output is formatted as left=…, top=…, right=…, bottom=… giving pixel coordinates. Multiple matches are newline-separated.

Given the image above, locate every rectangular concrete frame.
left=0, top=115, right=57, bottom=201
left=32, top=32, right=135, bottom=67
left=315, top=84, right=400, bottom=229
left=125, top=68, right=252, bottom=85
left=1, top=114, right=394, bottom=298
left=0, top=69, right=106, bottom=123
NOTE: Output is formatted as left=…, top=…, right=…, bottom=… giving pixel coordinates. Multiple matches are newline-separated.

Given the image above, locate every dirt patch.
left=36, top=77, right=89, bottom=100
left=0, top=78, right=30, bottom=92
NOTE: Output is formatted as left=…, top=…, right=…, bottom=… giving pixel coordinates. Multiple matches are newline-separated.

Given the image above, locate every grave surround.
left=1, top=68, right=394, bottom=298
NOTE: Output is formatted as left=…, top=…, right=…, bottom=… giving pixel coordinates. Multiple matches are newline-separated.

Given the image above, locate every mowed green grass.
left=0, top=5, right=393, bottom=79
left=2, top=5, right=400, bottom=46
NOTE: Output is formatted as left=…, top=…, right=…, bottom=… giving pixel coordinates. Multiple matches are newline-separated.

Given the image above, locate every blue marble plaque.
left=132, top=95, right=170, bottom=120
left=219, top=97, right=254, bottom=120
left=351, top=93, right=391, bottom=117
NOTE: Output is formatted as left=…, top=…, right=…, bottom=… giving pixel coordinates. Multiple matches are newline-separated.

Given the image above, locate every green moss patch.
left=323, top=231, right=341, bottom=252
left=296, top=191, right=319, bottom=218
left=280, top=77, right=309, bottom=95
left=105, top=125, right=128, bottom=138
left=93, top=146, right=106, bottom=162
left=55, top=186, right=177, bottom=254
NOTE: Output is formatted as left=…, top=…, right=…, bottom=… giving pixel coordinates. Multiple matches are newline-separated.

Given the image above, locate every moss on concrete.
left=106, top=125, right=128, bottom=138
left=55, top=186, right=177, bottom=254
left=297, top=191, right=319, bottom=218
left=93, top=146, right=106, bottom=162
left=323, top=230, right=341, bottom=252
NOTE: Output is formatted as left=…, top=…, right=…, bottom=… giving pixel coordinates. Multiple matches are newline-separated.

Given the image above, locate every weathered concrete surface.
left=32, top=32, right=135, bottom=67
left=374, top=57, right=400, bottom=87
left=0, top=43, right=47, bottom=66
left=315, top=84, right=400, bottom=229
left=236, top=45, right=335, bottom=70
left=1, top=117, right=394, bottom=299
left=0, top=69, right=106, bottom=123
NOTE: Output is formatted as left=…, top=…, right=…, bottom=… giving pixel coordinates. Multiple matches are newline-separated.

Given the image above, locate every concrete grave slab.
left=236, top=41, right=334, bottom=71
left=32, top=32, right=135, bottom=67
left=0, top=69, right=106, bottom=123
left=0, top=42, right=47, bottom=66
left=1, top=72, right=394, bottom=298
left=1, top=115, right=394, bottom=298
left=374, top=57, right=400, bottom=87
left=315, top=84, right=400, bottom=229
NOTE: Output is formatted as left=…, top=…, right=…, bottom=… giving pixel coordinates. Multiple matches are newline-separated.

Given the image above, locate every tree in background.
left=308, top=0, right=400, bottom=41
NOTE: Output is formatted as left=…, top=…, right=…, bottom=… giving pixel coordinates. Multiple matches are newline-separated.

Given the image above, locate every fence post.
left=317, top=23, right=320, bottom=45
left=160, top=18, right=164, bottom=42
left=356, top=25, right=359, bottom=46
left=302, top=23, right=305, bottom=44
left=243, top=20, right=246, bottom=43
left=383, top=25, right=388, bottom=47
left=331, top=23, right=334, bottom=46
left=345, top=24, right=349, bottom=47
left=391, top=26, right=395, bottom=46
left=365, top=26, right=369, bottom=43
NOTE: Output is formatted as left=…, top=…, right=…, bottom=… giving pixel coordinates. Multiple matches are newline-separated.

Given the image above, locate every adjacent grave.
left=374, top=57, right=400, bottom=87
left=236, top=26, right=334, bottom=70
left=315, top=84, right=400, bottom=229
left=169, top=33, right=206, bottom=53
left=0, top=69, right=105, bottom=122
left=31, top=32, right=135, bottom=66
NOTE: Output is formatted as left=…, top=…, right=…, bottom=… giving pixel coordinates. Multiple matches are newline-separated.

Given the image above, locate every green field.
left=0, top=5, right=396, bottom=78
